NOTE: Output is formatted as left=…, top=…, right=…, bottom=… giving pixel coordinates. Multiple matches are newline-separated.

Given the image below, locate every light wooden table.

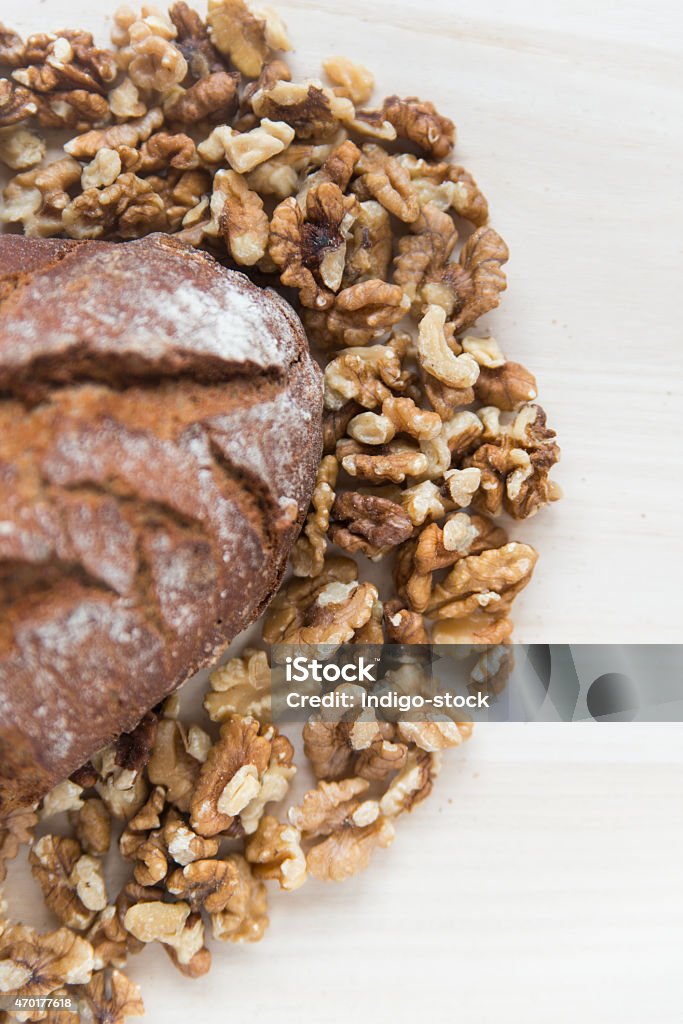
left=3, top=1, right=683, bottom=1020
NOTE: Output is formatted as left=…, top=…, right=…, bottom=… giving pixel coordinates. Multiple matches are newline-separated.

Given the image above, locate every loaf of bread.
left=0, top=233, right=323, bottom=814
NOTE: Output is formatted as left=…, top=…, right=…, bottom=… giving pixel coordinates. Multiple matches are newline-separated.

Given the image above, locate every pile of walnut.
left=0, top=669, right=469, bottom=1023
left=0, top=0, right=560, bottom=1019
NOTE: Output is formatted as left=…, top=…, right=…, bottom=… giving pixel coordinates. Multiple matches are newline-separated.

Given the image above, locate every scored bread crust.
left=0, top=233, right=323, bottom=814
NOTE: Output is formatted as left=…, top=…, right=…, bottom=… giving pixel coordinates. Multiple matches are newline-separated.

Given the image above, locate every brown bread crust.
left=0, top=233, right=323, bottom=814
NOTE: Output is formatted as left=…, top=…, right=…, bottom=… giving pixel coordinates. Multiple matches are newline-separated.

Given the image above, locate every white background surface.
left=4, top=0, right=683, bottom=1021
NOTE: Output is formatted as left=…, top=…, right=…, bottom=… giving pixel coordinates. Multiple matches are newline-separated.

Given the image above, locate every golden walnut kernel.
left=422, top=225, right=509, bottom=332
left=296, top=138, right=360, bottom=204
left=90, top=749, right=149, bottom=822
left=123, top=899, right=189, bottom=945
left=208, top=0, right=272, bottom=78
left=343, top=199, right=392, bottom=286
left=302, top=719, right=354, bottom=781
left=474, top=360, right=538, bottom=411
left=205, top=647, right=271, bottom=722
left=162, top=809, right=220, bottom=866
left=322, top=400, right=362, bottom=454
left=324, top=334, right=412, bottom=410
left=289, top=778, right=395, bottom=883
left=272, top=577, right=379, bottom=647
left=396, top=715, right=470, bottom=753
left=78, top=969, right=144, bottom=1024
left=63, top=172, right=167, bottom=240
left=400, top=479, right=446, bottom=526
left=1, top=156, right=82, bottom=237
left=31, top=88, right=109, bottom=131
left=393, top=202, right=457, bottom=309
left=121, top=886, right=211, bottom=977
left=337, top=437, right=429, bottom=484
left=348, top=396, right=442, bottom=445
left=383, top=600, right=431, bottom=645
left=0, top=924, right=94, bottom=997
left=199, top=118, right=295, bottom=171
left=329, top=492, right=413, bottom=558
left=10, top=32, right=116, bottom=95
left=353, top=143, right=420, bottom=222
left=380, top=749, right=440, bottom=816
left=190, top=715, right=271, bottom=836
left=262, top=555, right=358, bottom=643
left=465, top=404, right=561, bottom=519
left=270, top=182, right=358, bottom=308
left=426, top=541, right=538, bottom=620
left=291, top=454, right=338, bottom=577
left=210, top=854, right=269, bottom=943
left=147, top=717, right=202, bottom=813
left=379, top=95, right=455, bottom=158
left=239, top=733, right=296, bottom=836
left=0, top=79, right=38, bottom=127
left=246, top=136, right=335, bottom=198
left=355, top=732, right=409, bottom=781
left=29, top=835, right=107, bottom=931
left=0, top=23, right=26, bottom=67
left=136, top=131, right=200, bottom=173
left=251, top=80, right=354, bottom=141
left=166, top=857, right=239, bottom=912
left=398, top=155, right=489, bottom=226
left=127, top=30, right=188, bottom=93
left=71, top=798, right=112, bottom=857
left=304, top=279, right=411, bottom=349
left=301, top=696, right=387, bottom=780
left=402, top=512, right=508, bottom=612
left=0, top=806, right=37, bottom=882
left=108, top=75, right=146, bottom=118
left=461, top=334, right=505, bottom=368
left=86, top=905, right=131, bottom=972
left=0, top=124, right=45, bottom=170
left=165, top=70, right=239, bottom=124
left=417, top=305, right=480, bottom=389
left=207, top=168, right=269, bottom=265
left=64, top=106, right=163, bottom=160
left=120, top=813, right=168, bottom=887
left=245, top=814, right=307, bottom=891
left=80, top=148, right=122, bottom=189
left=323, top=56, right=374, bottom=105
left=164, top=914, right=211, bottom=979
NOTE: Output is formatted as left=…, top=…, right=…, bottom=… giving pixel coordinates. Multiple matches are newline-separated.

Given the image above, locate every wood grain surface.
left=3, top=1, right=682, bottom=1020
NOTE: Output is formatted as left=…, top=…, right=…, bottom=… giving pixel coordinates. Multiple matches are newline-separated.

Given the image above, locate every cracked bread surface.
left=0, top=233, right=323, bottom=814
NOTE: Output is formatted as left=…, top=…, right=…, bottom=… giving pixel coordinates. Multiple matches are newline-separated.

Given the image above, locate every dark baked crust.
left=0, top=234, right=323, bottom=814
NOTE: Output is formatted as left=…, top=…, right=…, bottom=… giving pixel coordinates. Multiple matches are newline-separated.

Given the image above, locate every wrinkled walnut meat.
left=0, top=0, right=561, bottom=1011
left=206, top=167, right=269, bottom=265
left=0, top=924, right=95, bottom=998
left=423, top=225, right=510, bottom=332
left=190, top=715, right=271, bottom=836
left=291, top=455, right=338, bottom=577
left=289, top=778, right=395, bottom=883
left=0, top=806, right=37, bottom=883
left=29, top=835, right=108, bottom=930
left=245, top=814, right=307, bottom=891
left=204, top=647, right=272, bottom=721
left=463, top=404, right=561, bottom=519
left=329, top=491, right=413, bottom=558
left=269, top=181, right=358, bottom=308
left=264, top=569, right=380, bottom=646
